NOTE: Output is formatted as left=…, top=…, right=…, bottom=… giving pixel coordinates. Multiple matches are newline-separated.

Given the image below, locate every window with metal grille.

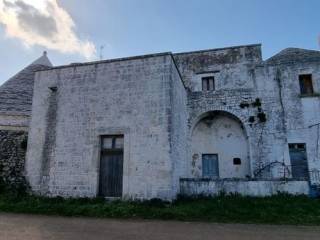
left=202, top=76, right=215, bottom=91
left=299, top=74, right=314, bottom=95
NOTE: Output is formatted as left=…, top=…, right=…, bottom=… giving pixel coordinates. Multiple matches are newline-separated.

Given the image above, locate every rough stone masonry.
left=0, top=130, right=28, bottom=187
left=1, top=44, right=320, bottom=200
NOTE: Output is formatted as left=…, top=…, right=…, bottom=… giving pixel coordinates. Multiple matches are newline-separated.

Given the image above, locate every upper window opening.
left=102, top=135, right=124, bottom=150
left=202, top=76, right=215, bottom=91
left=299, top=74, right=314, bottom=95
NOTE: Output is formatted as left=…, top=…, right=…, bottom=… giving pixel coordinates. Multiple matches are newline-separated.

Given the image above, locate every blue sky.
left=0, top=0, right=319, bottom=83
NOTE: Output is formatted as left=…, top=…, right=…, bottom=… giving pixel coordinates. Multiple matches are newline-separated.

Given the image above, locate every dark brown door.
left=99, top=135, right=124, bottom=197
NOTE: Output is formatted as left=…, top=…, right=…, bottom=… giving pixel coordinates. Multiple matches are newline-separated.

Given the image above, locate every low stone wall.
left=180, top=178, right=310, bottom=197
left=0, top=130, right=28, bottom=186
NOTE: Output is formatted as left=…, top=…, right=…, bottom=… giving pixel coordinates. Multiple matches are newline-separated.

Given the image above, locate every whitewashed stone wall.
left=170, top=59, right=188, bottom=194
left=191, top=114, right=250, bottom=178
left=25, top=44, right=320, bottom=200
left=173, top=44, right=261, bottom=91
left=180, top=179, right=310, bottom=196
left=26, top=54, right=187, bottom=200
left=174, top=45, right=320, bottom=183
left=259, top=61, right=320, bottom=184
left=174, top=45, right=273, bottom=179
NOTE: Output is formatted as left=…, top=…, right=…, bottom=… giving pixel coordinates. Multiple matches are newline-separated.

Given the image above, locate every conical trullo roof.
left=266, top=48, right=320, bottom=64
left=0, top=52, right=52, bottom=116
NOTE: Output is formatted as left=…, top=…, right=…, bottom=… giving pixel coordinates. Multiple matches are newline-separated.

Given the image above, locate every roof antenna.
left=99, top=45, right=105, bottom=60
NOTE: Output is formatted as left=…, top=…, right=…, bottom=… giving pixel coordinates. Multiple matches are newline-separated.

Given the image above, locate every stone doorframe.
left=94, top=127, right=130, bottom=199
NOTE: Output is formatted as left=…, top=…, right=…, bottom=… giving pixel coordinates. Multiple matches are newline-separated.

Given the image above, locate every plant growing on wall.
left=240, top=98, right=267, bottom=124
left=248, top=116, right=255, bottom=123
left=257, top=112, right=267, bottom=123
left=253, top=160, right=291, bottom=180
left=239, top=102, right=250, bottom=108
left=252, top=98, right=262, bottom=107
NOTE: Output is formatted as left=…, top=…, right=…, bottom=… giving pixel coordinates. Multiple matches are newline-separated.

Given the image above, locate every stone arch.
left=190, top=110, right=251, bottom=179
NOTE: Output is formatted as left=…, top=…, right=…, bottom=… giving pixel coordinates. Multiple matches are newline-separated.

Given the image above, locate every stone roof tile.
left=266, top=48, right=320, bottom=64
left=0, top=52, right=52, bottom=116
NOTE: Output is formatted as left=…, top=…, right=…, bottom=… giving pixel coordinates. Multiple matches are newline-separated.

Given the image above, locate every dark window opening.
left=233, top=158, right=241, bottom=165
left=289, top=143, right=306, bottom=150
left=299, top=74, right=314, bottom=95
left=202, top=76, right=215, bottom=91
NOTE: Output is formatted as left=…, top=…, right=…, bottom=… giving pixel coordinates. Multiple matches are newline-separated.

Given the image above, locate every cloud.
left=0, top=0, right=96, bottom=59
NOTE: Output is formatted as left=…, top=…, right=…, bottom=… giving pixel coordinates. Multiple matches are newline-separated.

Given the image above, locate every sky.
left=0, top=0, right=319, bottom=83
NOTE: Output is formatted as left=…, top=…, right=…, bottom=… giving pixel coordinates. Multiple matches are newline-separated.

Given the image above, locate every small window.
left=102, top=137, right=113, bottom=149
left=289, top=143, right=306, bottom=150
left=115, top=137, right=124, bottom=149
left=299, top=74, right=314, bottom=95
left=233, top=158, right=241, bottom=165
left=202, top=76, right=215, bottom=91
left=101, top=135, right=124, bottom=150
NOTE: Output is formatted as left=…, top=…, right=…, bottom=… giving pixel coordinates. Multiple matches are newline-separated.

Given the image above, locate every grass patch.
left=0, top=192, right=320, bottom=225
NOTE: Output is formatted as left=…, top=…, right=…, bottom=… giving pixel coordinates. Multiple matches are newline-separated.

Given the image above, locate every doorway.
left=99, top=135, right=124, bottom=197
left=289, top=143, right=309, bottom=180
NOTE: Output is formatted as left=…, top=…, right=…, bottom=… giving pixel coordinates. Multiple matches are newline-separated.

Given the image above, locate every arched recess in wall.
left=191, top=111, right=250, bottom=179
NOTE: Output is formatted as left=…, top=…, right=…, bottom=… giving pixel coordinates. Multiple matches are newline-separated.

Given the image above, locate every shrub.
left=0, top=175, right=30, bottom=197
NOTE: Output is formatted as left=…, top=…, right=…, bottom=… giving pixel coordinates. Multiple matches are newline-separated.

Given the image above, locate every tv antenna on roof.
left=99, top=45, right=105, bottom=60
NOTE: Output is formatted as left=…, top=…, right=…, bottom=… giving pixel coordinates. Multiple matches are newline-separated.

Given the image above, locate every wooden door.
left=99, top=135, right=124, bottom=197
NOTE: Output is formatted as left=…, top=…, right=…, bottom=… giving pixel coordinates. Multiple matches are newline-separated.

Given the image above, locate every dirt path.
left=0, top=213, right=319, bottom=240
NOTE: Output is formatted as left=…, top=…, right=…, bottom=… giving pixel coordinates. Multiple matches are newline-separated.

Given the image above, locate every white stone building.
left=1, top=44, right=320, bottom=200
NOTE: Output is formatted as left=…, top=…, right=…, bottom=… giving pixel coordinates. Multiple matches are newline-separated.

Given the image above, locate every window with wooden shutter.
left=202, top=76, right=215, bottom=91
left=202, top=154, right=219, bottom=178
